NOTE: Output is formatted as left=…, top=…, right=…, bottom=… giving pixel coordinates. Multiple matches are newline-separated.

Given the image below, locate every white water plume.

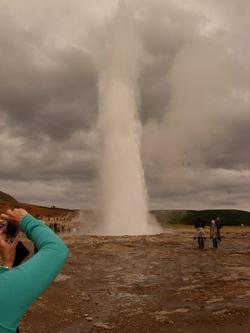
left=97, top=1, right=161, bottom=235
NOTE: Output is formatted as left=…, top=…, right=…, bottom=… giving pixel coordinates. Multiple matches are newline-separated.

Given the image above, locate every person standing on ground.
left=215, top=216, right=222, bottom=241
left=0, top=208, right=69, bottom=333
left=194, top=217, right=206, bottom=249
left=210, top=217, right=222, bottom=248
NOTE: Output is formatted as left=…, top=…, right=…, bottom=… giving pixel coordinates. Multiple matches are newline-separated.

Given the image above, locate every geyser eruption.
left=97, top=1, right=159, bottom=235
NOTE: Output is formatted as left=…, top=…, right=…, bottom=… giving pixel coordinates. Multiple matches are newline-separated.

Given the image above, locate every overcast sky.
left=0, top=0, right=249, bottom=210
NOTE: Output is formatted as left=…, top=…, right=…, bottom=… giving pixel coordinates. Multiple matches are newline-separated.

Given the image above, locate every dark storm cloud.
left=0, top=5, right=99, bottom=143
left=205, top=116, right=250, bottom=170
left=0, top=0, right=249, bottom=209
left=0, top=33, right=97, bottom=142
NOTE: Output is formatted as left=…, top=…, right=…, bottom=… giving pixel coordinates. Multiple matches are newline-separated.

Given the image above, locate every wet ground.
left=20, top=228, right=250, bottom=332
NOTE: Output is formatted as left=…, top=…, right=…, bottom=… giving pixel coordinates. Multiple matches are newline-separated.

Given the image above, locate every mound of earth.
left=0, top=190, right=18, bottom=203
left=0, top=190, right=76, bottom=219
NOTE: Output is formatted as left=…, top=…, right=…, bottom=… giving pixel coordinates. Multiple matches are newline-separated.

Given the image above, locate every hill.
left=0, top=190, right=18, bottom=204
left=151, top=209, right=250, bottom=226
left=0, top=190, right=76, bottom=218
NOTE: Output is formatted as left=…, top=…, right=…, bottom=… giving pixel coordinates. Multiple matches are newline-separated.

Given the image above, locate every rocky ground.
left=20, top=228, right=250, bottom=333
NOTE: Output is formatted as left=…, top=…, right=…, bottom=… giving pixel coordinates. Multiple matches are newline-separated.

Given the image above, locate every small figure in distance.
left=194, top=217, right=206, bottom=249
left=215, top=216, right=222, bottom=242
left=210, top=216, right=222, bottom=248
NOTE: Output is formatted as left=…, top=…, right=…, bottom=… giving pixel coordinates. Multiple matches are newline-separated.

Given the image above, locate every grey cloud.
left=140, top=56, right=171, bottom=122
left=205, top=115, right=250, bottom=170
left=0, top=48, right=97, bottom=142
left=0, top=9, right=98, bottom=145
left=137, top=0, right=206, bottom=56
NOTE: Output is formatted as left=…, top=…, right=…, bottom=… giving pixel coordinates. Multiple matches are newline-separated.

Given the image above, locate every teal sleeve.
left=0, top=267, right=9, bottom=274
left=0, top=215, right=68, bottom=332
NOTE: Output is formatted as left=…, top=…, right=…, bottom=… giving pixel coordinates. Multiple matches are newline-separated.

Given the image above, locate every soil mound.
left=0, top=190, right=18, bottom=203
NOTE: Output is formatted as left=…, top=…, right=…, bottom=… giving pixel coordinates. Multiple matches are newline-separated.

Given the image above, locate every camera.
left=4, top=222, right=30, bottom=267
left=5, top=222, right=18, bottom=237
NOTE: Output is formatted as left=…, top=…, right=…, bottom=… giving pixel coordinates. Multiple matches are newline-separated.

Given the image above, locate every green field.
left=152, top=209, right=250, bottom=226
left=167, top=223, right=250, bottom=233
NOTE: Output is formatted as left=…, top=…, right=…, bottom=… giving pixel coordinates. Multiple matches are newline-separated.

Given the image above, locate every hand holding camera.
left=1, top=208, right=28, bottom=226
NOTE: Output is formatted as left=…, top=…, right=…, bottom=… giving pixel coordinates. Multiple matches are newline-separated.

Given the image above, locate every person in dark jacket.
left=194, top=217, right=206, bottom=249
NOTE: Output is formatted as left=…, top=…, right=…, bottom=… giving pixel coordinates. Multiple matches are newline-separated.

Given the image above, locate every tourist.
left=0, top=208, right=68, bottom=333
left=210, top=217, right=222, bottom=248
left=215, top=216, right=222, bottom=241
left=194, top=217, right=206, bottom=249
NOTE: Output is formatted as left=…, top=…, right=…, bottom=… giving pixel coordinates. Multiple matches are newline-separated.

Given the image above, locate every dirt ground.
left=20, top=227, right=250, bottom=333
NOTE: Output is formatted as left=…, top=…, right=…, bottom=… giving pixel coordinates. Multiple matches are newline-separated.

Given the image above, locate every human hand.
left=0, top=208, right=28, bottom=226
left=0, top=230, right=19, bottom=268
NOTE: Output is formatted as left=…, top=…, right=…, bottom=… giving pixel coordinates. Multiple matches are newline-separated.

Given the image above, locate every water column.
left=98, top=1, right=149, bottom=235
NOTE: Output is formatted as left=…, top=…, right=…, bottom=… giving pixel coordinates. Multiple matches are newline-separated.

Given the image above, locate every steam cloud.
left=96, top=1, right=161, bottom=235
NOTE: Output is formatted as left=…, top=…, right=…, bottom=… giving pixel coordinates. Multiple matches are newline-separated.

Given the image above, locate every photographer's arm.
left=0, top=214, right=68, bottom=332
left=0, top=266, right=9, bottom=274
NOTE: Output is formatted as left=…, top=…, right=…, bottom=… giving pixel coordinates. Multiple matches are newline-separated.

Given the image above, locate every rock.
left=153, top=311, right=169, bottom=323
left=65, top=308, right=74, bottom=314
left=206, top=296, right=224, bottom=304
left=213, top=309, right=229, bottom=316
left=85, top=316, right=93, bottom=321
left=94, top=322, right=113, bottom=330
left=153, top=308, right=189, bottom=322
left=80, top=292, right=91, bottom=301
left=54, top=274, right=71, bottom=282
